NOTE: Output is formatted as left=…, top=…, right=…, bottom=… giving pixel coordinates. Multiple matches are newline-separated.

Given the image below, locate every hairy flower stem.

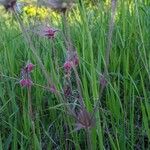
left=62, top=10, right=86, bottom=109
left=27, top=87, right=33, bottom=119
left=62, top=12, right=73, bottom=51
left=86, top=128, right=92, bottom=150
left=27, top=86, right=36, bottom=145
left=72, top=66, right=85, bottom=108
left=92, top=0, right=117, bottom=119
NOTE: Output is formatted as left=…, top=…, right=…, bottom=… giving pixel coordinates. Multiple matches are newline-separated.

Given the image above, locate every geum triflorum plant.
left=0, top=0, right=118, bottom=149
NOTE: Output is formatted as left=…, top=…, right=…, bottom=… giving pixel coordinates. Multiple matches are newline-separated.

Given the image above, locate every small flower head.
left=39, top=26, right=59, bottom=39
left=25, top=63, right=35, bottom=73
left=64, top=60, right=72, bottom=72
left=20, top=79, right=32, bottom=87
left=50, top=85, right=56, bottom=93
left=64, top=51, right=79, bottom=75
left=20, top=61, right=34, bottom=88
left=44, top=28, right=58, bottom=39
left=72, top=52, right=79, bottom=66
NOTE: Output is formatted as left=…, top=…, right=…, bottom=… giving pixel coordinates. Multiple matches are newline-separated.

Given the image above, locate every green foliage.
left=0, top=0, right=150, bottom=149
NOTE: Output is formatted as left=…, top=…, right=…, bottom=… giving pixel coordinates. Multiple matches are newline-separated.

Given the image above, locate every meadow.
left=0, top=0, right=150, bottom=149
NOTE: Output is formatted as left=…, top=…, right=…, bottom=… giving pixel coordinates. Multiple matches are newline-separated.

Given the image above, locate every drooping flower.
left=20, top=61, right=34, bottom=88
left=64, top=51, right=79, bottom=74
left=72, top=52, right=79, bottom=66
left=25, top=63, right=35, bottom=73
left=39, top=26, right=59, bottom=39
left=50, top=85, right=56, bottom=93
left=64, top=60, right=72, bottom=72
left=20, top=78, right=33, bottom=87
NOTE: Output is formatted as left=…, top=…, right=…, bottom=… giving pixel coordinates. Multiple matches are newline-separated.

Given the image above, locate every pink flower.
left=72, top=54, right=79, bottom=66
left=20, top=79, right=33, bottom=87
left=25, top=63, right=35, bottom=73
left=64, top=61, right=72, bottom=72
left=39, top=26, right=59, bottom=39
left=50, top=85, right=56, bottom=93
left=20, top=61, right=34, bottom=88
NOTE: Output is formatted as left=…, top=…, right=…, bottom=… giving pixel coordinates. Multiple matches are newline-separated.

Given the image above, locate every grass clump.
left=0, top=0, right=150, bottom=149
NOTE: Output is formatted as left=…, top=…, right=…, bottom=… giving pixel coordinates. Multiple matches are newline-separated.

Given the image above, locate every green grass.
left=0, top=0, right=150, bottom=149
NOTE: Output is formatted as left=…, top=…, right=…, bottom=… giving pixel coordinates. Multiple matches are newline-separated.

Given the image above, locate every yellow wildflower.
left=23, top=5, right=49, bottom=20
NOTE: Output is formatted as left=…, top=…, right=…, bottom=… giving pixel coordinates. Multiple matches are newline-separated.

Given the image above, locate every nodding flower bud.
left=72, top=53, right=79, bottom=66
left=64, top=60, right=72, bottom=72
left=39, top=26, right=59, bottom=39
left=100, top=75, right=107, bottom=88
left=44, top=28, right=58, bottom=39
left=20, top=79, right=32, bottom=87
left=25, top=63, right=35, bottom=73
left=50, top=85, right=56, bottom=93
left=64, top=51, right=79, bottom=74
left=20, top=61, right=34, bottom=88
